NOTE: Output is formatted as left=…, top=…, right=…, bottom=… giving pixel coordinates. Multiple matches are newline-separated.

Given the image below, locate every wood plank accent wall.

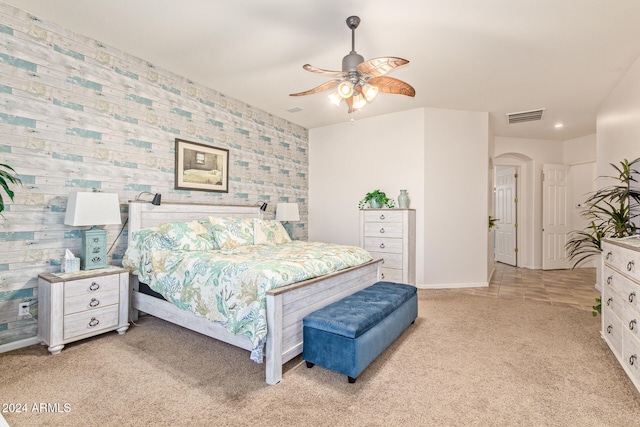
left=0, top=3, right=308, bottom=346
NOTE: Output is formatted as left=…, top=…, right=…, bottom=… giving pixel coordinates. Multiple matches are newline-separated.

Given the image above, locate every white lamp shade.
left=276, top=203, right=300, bottom=222
left=64, top=192, right=122, bottom=226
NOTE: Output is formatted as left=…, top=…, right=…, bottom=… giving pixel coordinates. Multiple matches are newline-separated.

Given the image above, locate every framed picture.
left=175, top=138, right=229, bottom=192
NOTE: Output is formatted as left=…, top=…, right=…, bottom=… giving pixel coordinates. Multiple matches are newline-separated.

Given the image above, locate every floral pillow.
left=156, top=220, right=216, bottom=251
left=208, top=216, right=255, bottom=249
left=254, top=219, right=292, bottom=245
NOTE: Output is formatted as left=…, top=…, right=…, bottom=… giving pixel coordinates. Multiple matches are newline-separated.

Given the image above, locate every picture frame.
left=175, top=138, right=229, bottom=193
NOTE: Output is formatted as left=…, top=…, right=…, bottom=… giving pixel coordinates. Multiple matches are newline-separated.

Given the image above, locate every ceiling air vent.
left=506, top=108, right=545, bottom=124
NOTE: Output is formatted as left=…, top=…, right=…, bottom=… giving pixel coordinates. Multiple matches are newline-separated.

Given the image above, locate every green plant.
left=488, top=216, right=499, bottom=230
left=0, top=163, right=21, bottom=215
left=592, top=297, right=601, bottom=317
left=358, top=190, right=396, bottom=209
left=566, top=157, right=640, bottom=268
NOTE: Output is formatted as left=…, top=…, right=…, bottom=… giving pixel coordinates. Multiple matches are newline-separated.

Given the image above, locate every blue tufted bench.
left=303, top=281, right=418, bottom=383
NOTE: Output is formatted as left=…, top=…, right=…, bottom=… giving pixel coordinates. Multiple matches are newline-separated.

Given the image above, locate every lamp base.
left=81, top=226, right=108, bottom=270
left=282, top=222, right=294, bottom=240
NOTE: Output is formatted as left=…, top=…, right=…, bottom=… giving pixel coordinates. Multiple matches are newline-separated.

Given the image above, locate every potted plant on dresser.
left=358, top=190, right=396, bottom=209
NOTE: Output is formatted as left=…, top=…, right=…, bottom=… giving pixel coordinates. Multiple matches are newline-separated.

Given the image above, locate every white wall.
left=424, top=108, right=490, bottom=287
left=309, top=107, right=490, bottom=288
left=309, top=108, right=426, bottom=283
left=597, top=55, right=640, bottom=180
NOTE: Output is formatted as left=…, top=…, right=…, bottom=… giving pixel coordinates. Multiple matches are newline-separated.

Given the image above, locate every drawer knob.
left=607, top=276, right=612, bottom=285
left=607, top=325, right=613, bottom=334
left=629, top=319, right=637, bottom=331
left=381, top=258, right=385, bottom=264
left=88, top=317, right=100, bottom=328
left=606, top=297, right=613, bottom=306
left=379, top=214, right=385, bottom=220
left=627, top=260, right=635, bottom=272
left=379, top=243, right=385, bottom=249
left=606, top=251, right=612, bottom=260
left=379, top=228, right=385, bottom=234
left=630, top=292, right=636, bottom=303
left=381, top=273, right=385, bottom=279
left=630, top=354, right=638, bottom=366
left=89, top=282, right=100, bottom=291
left=89, top=298, right=100, bottom=308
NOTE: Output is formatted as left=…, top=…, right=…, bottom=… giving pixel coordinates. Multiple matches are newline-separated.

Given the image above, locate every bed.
left=124, top=201, right=381, bottom=385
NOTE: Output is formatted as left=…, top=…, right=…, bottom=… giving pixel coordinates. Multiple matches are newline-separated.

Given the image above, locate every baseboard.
left=0, top=336, right=41, bottom=354
left=416, top=281, right=489, bottom=290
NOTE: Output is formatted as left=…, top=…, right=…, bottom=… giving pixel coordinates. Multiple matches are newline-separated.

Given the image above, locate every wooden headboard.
left=127, top=201, right=263, bottom=243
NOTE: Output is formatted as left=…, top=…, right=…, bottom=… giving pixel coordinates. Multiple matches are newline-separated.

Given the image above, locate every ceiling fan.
left=290, top=16, right=415, bottom=113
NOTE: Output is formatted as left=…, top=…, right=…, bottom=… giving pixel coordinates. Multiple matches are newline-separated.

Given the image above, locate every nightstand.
left=38, top=266, right=130, bottom=355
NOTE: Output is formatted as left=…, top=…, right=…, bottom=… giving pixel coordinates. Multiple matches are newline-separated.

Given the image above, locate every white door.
left=495, top=166, right=517, bottom=266
left=542, top=164, right=572, bottom=270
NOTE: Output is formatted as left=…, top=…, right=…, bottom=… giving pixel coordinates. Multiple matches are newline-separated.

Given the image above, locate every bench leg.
left=306, top=361, right=314, bottom=368
left=348, top=376, right=356, bottom=384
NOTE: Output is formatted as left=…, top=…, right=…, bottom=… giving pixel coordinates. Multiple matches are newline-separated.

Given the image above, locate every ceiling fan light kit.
left=290, top=15, right=415, bottom=114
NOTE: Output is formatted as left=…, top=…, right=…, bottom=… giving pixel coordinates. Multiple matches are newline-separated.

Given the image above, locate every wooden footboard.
left=126, top=201, right=381, bottom=384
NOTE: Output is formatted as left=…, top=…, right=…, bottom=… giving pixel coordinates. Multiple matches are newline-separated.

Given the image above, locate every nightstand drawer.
left=363, top=210, right=403, bottom=223
left=364, top=222, right=404, bottom=238
left=64, top=274, right=119, bottom=298
left=64, top=305, right=119, bottom=340
left=64, top=290, right=120, bottom=315
left=364, top=237, right=403, bottom=254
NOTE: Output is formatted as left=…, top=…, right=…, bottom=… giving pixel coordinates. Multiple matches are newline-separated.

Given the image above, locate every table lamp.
left=276, top=202, right=300, bottom=239
left=64, top=192, right=122, bottom=270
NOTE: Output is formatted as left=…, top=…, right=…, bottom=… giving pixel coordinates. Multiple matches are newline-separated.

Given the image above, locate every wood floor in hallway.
left=426, top=263, right=600, bottom=312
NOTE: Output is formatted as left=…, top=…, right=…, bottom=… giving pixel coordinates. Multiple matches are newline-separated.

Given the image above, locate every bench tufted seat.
left=303, top=281, right=418, bottom=383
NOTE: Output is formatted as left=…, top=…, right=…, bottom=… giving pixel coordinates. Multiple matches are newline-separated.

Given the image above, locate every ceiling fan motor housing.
left=342, top=53, right=365, bottom=73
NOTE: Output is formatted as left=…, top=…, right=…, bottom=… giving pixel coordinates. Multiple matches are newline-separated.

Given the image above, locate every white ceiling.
left=5, top=0, right=640, bottom=140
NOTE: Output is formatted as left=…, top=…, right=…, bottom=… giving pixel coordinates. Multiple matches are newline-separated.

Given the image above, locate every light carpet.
left=1, top=289, right=639, bottom=426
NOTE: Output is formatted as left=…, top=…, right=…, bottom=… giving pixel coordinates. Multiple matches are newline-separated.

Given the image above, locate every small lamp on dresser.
left=276, top=202, right=300, bottom=239
left=64, top=192, right=122, bottom=270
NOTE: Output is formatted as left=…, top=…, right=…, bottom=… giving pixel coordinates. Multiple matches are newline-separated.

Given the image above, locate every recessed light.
left=554, top=123, right=564, bottom=128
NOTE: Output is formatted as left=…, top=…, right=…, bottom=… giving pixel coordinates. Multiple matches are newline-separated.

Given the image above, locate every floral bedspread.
left=123, top=239, right=372, bottom=362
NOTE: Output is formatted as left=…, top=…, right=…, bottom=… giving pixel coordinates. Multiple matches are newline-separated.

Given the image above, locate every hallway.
left=431, top=263, right=600, bottom=312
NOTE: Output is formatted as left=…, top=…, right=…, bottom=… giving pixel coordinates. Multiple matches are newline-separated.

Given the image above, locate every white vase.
left=398, top=190, right=410, bottom=208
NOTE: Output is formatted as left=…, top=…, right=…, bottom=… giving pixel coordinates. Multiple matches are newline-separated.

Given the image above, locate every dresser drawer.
left=380, top=268, right=403, bottom=282
left=363, top=210, right=404, bottom=223
left=64, top=274, right=120, bottom=298
left=620, top=301, right=640, bottom=340
left=63, top=305, right=119, bottom=340
left=364, top=222, right=404, bottom=238
left=603, top=242, right=640, bottom=282
left=603, top=306, right=623, bottom=358
left=64, top=290, right=120, bottom=315
left=622, top=329, right=640, bottom=386
left=364, top=237, right=403, bottom=254
left=368, top=251, right=403, bottom=269
left=603, top=285, right=625, bottom=321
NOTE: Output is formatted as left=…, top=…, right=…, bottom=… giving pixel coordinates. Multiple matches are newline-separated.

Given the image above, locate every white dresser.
left=38, top=266, right=130, bottom=355
left=360, top=209, right=416, bottom=285
left=601, top=238, right=640, bottom=392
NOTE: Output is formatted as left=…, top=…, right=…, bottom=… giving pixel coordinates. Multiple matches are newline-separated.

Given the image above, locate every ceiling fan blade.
left=302, top=64, right=345, bottom=76
left=289, top=79, right=340, bottom=97
left=369, top=76, right=416, bottom=97
left=357, top=57, right=409, bottom=77
left=346, top=96, right=355, bottom=113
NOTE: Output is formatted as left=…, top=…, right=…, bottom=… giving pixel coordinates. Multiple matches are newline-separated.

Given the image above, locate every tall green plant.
left=0, top=163, right=22, bottom=215
left=566, top=158, right=640, bottom=268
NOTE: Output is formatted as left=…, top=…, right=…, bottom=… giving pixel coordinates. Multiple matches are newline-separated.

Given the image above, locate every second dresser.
left=360, top=209, right=416, bottom=285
